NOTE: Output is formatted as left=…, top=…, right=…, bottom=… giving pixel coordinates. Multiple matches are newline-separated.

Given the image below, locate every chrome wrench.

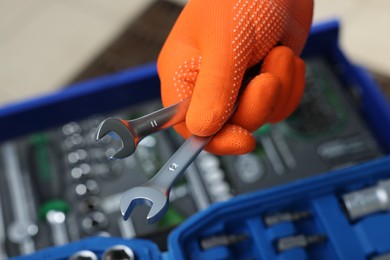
left=96, top=62, right=262, bottom=160
left=120, top=134, right=211, bottom=224
left=96, top=98, right=190, bottom=159
left=111, top=62, right=262, bottom=222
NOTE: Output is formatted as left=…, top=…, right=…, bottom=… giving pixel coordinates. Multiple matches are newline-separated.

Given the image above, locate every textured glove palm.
left=158, top=0, right=314, bottom=155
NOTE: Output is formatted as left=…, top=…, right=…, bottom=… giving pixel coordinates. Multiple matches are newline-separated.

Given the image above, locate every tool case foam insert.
left=5, top=20, right=390, bottom=260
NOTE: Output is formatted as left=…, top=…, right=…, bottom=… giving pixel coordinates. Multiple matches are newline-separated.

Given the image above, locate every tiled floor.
left=0, top=0, right=389, bottom=106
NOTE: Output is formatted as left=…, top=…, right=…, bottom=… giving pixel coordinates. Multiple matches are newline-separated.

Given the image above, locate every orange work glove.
left=157, top=0, right=314, bottom=155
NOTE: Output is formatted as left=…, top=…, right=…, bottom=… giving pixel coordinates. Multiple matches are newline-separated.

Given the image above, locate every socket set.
left=167, top=156, right=390, bottom=260
left=0, top=102, right=201, bottom=257
left=2, top=20, right=390, bottom=259
left=0, top=57, right=384, bottom=258
left=12, top=157, right=390, bottom=260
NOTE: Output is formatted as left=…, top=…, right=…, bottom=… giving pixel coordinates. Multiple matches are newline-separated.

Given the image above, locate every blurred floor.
left=0, top=0, right=155, bottom=105
left=0, top=0, right=389, bottom=106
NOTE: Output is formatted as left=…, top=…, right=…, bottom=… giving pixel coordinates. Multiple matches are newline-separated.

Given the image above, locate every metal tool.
left=45, top=210, right=69, bottom=246
left=96, top=98, right=190, bottom=159
left=200, top=233, right=248, bottom=250
left=69, top=250, right=98, bottom=260
left=102, top=244, right=135, bottom=260
left=95, top=61, right=262, bottom=160
left=342, top=179, right=390, bottom=220
left=110, top=63, right=260, bottom=223
left=3, top=142, right=38, bottom=255
left=264, top=210, right=311, bottom=226
left=120, top=134, right=212, bottom=223
left=276, top=234, right=326, bottom=252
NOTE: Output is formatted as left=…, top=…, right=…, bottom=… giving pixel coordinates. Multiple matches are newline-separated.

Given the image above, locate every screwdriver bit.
left=276, top=234, right=326, bottom=252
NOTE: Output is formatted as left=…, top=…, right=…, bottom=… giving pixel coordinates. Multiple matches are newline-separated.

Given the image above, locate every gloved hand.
left=157, top=0, right=313, bottom=155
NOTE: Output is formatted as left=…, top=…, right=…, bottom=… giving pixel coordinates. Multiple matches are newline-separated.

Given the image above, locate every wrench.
left=119, top=100, right=243, bottom=223
left=95, top=61, right=262, bottom=160
left=96, top=98, right=190, bottom=159
left=111, top=62, right=262, bottom=222
left=120, top=134, right=212, bottom=224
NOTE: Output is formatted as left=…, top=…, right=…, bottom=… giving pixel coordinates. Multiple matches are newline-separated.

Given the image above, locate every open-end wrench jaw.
left=95, top=117, right=137, bottom=159
left=120, top=186, right=168, bottom=224
left=120, top=135, right=211, bottom=224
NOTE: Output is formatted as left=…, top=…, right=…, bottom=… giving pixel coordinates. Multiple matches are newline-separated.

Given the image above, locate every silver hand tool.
left=342, top=179, right=390, bottom=220
left=276, top=234, right=326, bottom=252
left=111, top=63, right=261, bottom=223
left=95, top=61, right=262, bottom=160
left=264, top=211, right=311, bottom=226
left=200, top=233, right=248, bottom=250
left=96, top=98, right=190, bottom=159
left=69, top=250, right=98, bottom=260
left=120, top=134, right=212, bottom=224
left=45, top=210, right=69, bottom=246
left=3, top=142, right=38, bottom=255
left=102, top=245, right=135, bottom=260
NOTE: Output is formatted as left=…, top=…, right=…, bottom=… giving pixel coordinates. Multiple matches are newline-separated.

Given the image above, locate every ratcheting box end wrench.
left=95, top=98, right=190, bottom=159
left=120, top=134, right=211, bottom=224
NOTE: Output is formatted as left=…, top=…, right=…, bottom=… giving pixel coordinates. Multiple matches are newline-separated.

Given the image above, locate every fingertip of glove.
left=267, top=46, right=294, bottom=60
left=262, top=46, right=295, bottom=75
left=186, top=106, right=228, bottom=137
left=187, top=120, right=222, bottom=137
left=204, top=125, right=256, bottom=155
left=253, top=73, right=281, bottom=87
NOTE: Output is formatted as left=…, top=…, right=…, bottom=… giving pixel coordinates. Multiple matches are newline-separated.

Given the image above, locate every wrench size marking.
left=169, top=163, right=179, bottom=172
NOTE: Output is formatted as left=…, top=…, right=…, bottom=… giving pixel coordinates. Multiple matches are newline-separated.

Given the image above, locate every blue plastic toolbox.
left=3, top=20, right=390, bottom=259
